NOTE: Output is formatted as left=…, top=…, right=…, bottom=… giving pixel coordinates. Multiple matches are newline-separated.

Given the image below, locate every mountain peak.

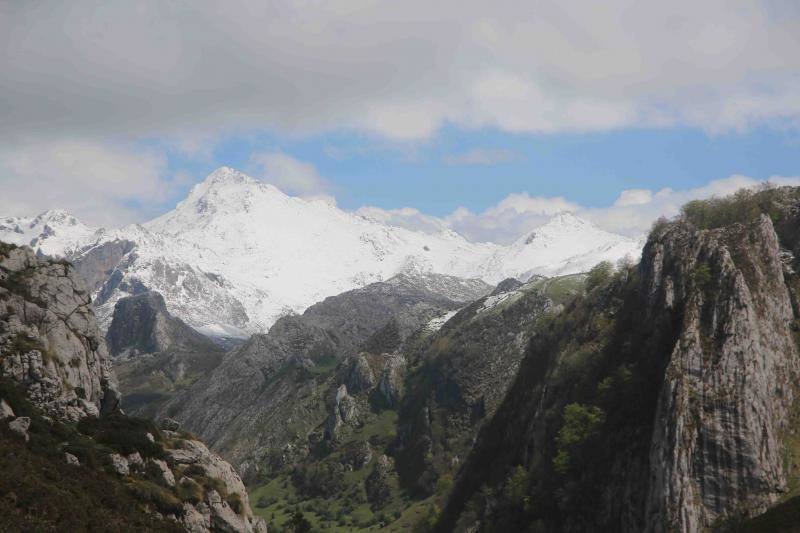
left=545, top=211, right=587, bottom=228
left=518, top=212, right=592, bottom=246
left=204, top=166, right=258, bottom=187
left=33, top=209, right=83, bottom=226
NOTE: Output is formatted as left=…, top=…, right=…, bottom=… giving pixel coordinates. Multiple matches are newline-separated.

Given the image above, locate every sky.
left=1, top=1, right=800, bottom=243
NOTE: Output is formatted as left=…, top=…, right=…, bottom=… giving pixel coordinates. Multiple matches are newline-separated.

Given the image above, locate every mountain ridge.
left=0, top=167, right=642, bottom=337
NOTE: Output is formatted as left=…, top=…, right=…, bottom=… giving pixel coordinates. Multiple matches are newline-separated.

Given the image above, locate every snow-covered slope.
left=0, top=209, right=99, bottom=257
left=485, top=212, right=642, bottom=281
left=0, top=167, right=643, bottom=336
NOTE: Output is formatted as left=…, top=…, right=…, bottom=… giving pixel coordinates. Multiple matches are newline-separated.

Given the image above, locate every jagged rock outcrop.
left=440, top=192, right=800, bottom=533
left=107, top=291, right=226, bottom=418
left=338, top=351, right=408, bottom=409
left=489, top=277, right=523, bottom=296
left=0, top=243, right=119, bottom=420
left=107, top=291, right=220, bottom=358
left=343, top=353, right=376, bottom=393
left=164, top=435, right=266, bottom=533
left=324, top=384, right=359, bottom=441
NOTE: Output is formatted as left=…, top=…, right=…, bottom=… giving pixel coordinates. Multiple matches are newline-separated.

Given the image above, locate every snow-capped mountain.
left=486, top=212, right=642, bottom=280
left=0, top=209, right=99, bottom=257
left=0, top=167, right=642, bottom=337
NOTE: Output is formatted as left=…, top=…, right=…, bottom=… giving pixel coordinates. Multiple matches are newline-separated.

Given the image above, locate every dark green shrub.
left=679, top=185, right=788, bottom=230
left=128, top=479, right=182, bottom=515
left=192, top=474, right=228, bottom=498
left=693, top=263, right=713, bottom=289
left=287, top=510, right=312, bottom=533
left=228, top=492, right=244, bottom=514
left=553, top=403, right=606, bottom=474
left=586, top=261, right=614, bottom=291
left=256, top=495, right=274, bottom=508
left=175, top=478, right=204, bottom=504
left=77, top=413, right=163, bottom=458
left=0, top=241, right=18, bottom=258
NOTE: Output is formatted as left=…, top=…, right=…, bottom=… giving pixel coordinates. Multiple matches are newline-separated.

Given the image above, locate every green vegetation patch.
left=0, top=379, right=182, bottom=532
left=77, top=412, right=165, bottom=458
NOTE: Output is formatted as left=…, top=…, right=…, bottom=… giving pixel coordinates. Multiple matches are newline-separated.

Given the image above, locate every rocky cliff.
left=106, top=291, right=225, bottom=418
left=0, top=242, right=266, bottom=533
left=0, top=242, right=119, bottom=420
left=107, top=291, right=220, bottom=358
left=439, top=188, right=800, bottom=532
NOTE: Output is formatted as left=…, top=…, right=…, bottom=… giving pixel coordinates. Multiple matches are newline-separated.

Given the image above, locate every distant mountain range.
left=0, top=167, right=641, bottom=338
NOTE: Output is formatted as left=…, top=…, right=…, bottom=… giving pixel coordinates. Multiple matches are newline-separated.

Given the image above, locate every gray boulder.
left=8, top=416, right=30, bottom=442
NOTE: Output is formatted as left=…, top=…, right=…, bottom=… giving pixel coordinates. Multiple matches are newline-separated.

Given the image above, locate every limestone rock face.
left=376, top=354, right=406, bottom=408
left=107, top=291, right=226, bottom=418
left=106, top=291, right=219, bottom=359
left=109, top=453, right=130, bottom=476
left=441, top=206, right=800, bottom=533
left=344, top=354, right=375, bottom=394
left=325, top=384, right=359, bottom=442
left=341, top=441, right=373, bottom=471
left=641, top=214, right=799, bottom=531
left=0, top=244, right=119, bottom=420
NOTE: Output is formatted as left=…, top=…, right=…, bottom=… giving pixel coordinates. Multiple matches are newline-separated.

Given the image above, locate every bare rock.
left=64, top=452, right=80, bottom=466
left=147, top=458, right=176, bottom=487
left=181, top=502, right=212, bottom=532
left=0, top=246, right=120, bottom=420
left=109, top=453, right=130, bottom=476
left=0, top=398, right=14, bottom=420
left=344, top=353, right=375, bottom=393
left=642, top=214, right=800, bottom=531
left=377, top=354, right=406, bottom=408
left=341, top=440, right=373, bottom=470
left=167, top=437, right=266, bottom=533
left=160, top=417, right=181, bottom=431
left=8, top=416, right=30, bottom=442
left=324, top=384, right=358, bottom=441
left=125, top=451, right=144, bottom=471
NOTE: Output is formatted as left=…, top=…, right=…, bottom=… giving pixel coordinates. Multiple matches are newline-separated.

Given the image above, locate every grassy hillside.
left=0, top=379, right=182, bottom=532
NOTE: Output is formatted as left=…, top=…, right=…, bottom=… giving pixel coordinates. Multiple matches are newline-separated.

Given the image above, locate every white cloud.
left=356, top=206, right=452, bottom=234
left=613, top=189, right=654, bottom=207
left=581, top=175, right=800, bottom=236
left=443, top=148, right=519, bottom=166
left=359, top=175, right=800, bottom=243
left=249, top=151, right=332, bottom=197
left=0, top=139, right=178, bottom=226
left=443, top=193, right=581, bottom=243
left=2, top=1, right=799, bottom=142
left=361, top=192, right=580, bottom=244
